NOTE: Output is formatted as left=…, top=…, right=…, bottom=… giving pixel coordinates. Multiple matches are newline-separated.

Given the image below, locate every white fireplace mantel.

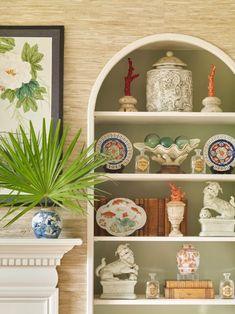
left=0, top=238, right=82, bottom=314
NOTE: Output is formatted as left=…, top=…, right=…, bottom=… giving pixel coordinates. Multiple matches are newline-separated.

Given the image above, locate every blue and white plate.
left=96, top=132, right=133, bottom=171
left=203, top=134, right=235, bottom=172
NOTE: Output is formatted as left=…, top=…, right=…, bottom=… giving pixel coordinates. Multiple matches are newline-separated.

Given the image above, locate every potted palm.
left=0, top=119, right=107, bottom=238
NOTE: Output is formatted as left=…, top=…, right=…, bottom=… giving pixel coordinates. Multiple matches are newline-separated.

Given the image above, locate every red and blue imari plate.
left=203, top=134, right=235, bottom=172
left=96, top=132, right=133, bottom=171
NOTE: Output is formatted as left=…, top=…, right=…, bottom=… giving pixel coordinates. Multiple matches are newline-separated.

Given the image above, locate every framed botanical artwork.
left=0, top=25, right=64, bottom=134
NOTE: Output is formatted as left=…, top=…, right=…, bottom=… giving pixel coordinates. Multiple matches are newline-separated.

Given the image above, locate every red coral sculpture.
left=124, top=58, right=139, bottom=96
left=169, top=183, right=185, bottom=202
left=208, top=64, right=216, bottom=97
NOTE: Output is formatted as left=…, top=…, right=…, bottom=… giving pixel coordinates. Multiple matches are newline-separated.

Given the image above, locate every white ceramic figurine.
left=199, top=182, right=235, bottom=236
left=201, top=181, right=235, bottom=219
left=96, top=243, right=139, bottom=281
left=96, top=243, right=139, bottom=299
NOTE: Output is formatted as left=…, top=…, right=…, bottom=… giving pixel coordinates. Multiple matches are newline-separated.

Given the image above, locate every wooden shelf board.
left=95, top=111, right=235, bottom=124
left=94, top=295, right=235, bottom=305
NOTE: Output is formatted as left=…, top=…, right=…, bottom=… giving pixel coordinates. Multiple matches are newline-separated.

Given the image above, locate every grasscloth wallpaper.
left=1, top=0, right=235, bottom=313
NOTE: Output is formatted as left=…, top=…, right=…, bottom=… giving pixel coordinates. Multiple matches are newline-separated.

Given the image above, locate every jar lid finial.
left=152, top=51, right=187, bottom=68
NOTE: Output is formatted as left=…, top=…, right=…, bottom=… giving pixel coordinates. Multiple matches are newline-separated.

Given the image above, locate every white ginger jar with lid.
left=146, top=51, right=193, bottom=112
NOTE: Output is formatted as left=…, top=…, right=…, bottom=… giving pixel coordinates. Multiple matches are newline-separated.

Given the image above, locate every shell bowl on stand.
left=134, top=139, right=200, bottom=172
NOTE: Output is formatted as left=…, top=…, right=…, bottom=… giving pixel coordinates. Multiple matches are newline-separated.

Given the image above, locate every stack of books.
left=164, top=280, right=215, bottom=299
left=94, top=197, right=187, bottom=236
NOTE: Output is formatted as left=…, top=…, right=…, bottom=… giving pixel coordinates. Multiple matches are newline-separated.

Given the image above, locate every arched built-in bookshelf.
left=87, top=33, right=235, bottom=314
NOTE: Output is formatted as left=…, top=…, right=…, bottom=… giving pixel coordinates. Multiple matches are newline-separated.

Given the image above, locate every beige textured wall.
left=1, top=0, right=235, bottom=313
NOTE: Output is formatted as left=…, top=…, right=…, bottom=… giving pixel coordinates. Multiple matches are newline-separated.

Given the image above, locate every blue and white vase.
left=32, top=208, right=62, bottom=239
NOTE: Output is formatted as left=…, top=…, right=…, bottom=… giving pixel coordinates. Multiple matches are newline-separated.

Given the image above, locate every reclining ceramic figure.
left=96, top=243, right=139, bottom=281
left=200, top=181, right=235, bottom=219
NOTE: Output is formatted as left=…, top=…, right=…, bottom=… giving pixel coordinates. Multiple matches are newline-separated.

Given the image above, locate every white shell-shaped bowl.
left=134, top=139, right=200, bottom=166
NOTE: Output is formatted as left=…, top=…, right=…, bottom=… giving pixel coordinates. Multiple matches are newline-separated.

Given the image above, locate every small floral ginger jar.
left=146, top=51, right=193, bottom=112
left=176, top=244, right=200, bottom=275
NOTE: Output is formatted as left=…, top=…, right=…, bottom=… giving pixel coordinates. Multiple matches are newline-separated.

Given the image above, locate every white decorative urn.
left=176, top=244, right=200, bottom=275
left=146, top=51, right=193, bottom=112
left=167, top=200, right=185, bottom=236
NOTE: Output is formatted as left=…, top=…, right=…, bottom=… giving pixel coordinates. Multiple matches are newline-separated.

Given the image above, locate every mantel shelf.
left=105, top=173, right=235, bottom=182
left=0, top=238, right=82, bottom=266
left=0, top=238, right=82, bottom=312
left=94, top=111, right=235, bottom=124
left=94, top=295, right=235, bottom=305
left=94, top=236, right=235, bottom=242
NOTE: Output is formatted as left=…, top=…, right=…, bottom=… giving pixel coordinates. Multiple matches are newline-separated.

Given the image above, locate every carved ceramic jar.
left=146, top=51, right=193, bottom=112
left=176, top=244, right=200, bottom=275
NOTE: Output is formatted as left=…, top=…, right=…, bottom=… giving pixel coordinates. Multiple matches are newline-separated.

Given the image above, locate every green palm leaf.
left=0, top=119, right=108, bottom=226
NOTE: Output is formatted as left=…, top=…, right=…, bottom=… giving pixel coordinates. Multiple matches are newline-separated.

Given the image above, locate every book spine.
left=164, top=288, right=215, bottom=299
left=165, top=280, right=213, bottom=288
left=164, top=197, right=171, bottom=236
left=147, top=198, right=159, bottom=236
left=158, top=198, right=165, bottom=236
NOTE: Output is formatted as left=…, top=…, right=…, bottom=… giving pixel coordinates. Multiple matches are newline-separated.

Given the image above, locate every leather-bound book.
left=147, top=198, right=159, bottom=236
left=158, top=198, right=165, bottom=236
left=165, top=287, right=215, bottom=299
left=165, top=280, right=213, bottom=289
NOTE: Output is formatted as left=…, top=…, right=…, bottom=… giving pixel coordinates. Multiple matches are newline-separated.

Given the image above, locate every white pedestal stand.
left=201, top=96, right=222, bottom=112
left=199, top=218, right=235, bottom=236
left=118, top=95, right=138, bottom=112
left=100, top=280, right=137, bottom=299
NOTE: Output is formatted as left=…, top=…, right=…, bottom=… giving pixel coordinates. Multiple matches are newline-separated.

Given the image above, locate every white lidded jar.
left=146, top=51, right=193, bottom=112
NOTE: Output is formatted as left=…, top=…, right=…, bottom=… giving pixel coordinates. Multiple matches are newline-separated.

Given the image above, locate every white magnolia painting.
left=0, top=36, right=52, bottom=134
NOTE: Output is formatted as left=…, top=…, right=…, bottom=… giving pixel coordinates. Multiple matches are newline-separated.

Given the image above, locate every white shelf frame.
left=95, top=111, right=235, bottom=125
left=104, top=173, right=235, bottom=182
left=94, top=295, right=235, bottom=305
left=94, top=236, right=235, bottom=242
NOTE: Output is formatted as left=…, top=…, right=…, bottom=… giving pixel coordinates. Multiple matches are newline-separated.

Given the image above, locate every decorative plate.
left=96, top=198, right=147, bottom=236
left=203, top=134, right=235, bottom=172
left=96, top=132, right=133, bottom=170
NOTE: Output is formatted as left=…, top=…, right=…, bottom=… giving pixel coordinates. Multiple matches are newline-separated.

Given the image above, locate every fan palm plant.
left=0, top=119, right=107, bottom=236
